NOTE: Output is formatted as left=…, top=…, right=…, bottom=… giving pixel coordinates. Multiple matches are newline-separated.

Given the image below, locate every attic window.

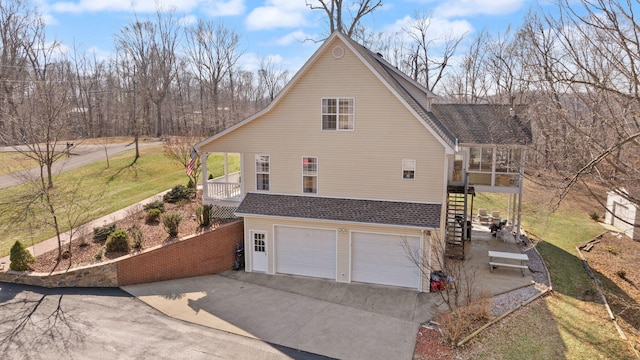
left=322, top=98, right=354, bottom=131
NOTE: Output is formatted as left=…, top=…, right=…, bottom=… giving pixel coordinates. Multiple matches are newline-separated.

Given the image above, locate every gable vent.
left=333, top=46, right=344, bottom=59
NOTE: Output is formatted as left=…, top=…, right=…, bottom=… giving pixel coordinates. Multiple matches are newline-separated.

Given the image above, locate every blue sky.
left=36, top=0, right=555, bottom=73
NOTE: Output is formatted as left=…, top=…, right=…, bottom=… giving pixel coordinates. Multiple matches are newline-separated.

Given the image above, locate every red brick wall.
left=117, top=220, right=244, bottom=286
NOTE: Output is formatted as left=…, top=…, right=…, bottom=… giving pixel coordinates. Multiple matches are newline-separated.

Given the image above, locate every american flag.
left=186, top=147, right=197, bottom=176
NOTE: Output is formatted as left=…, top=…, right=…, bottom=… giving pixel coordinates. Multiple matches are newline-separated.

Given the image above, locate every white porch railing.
left=204, top=171, right=242, bottom=201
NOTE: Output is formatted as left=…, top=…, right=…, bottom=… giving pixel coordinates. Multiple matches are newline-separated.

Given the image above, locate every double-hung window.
left=256, top=155, right=270, bottom=191
left=402, top=159, right=416, bottom=180
left=322, top=98, right=354, bottom=130
left=302, top=157, right=318, bottom=194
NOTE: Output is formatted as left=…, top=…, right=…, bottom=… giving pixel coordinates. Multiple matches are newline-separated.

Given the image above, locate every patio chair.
left=477, top=208, right=490, bottom=224
left=491, top=210, right=501, bottom=222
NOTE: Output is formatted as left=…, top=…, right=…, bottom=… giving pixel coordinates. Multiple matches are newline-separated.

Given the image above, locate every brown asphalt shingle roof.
left=430, top=104, right=532, bottom=146
left=236, top=193, right=442, bottom=228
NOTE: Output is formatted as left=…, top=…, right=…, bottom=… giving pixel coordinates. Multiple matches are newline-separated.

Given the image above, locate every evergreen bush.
left=143, top=200, right=165, bottom=213
left=162, top=212, right=183, bottom=237
left=93, top=223, right=117, bottom=242
left=196, top=204, right=213, bottom=227
left=146, top=208, right=162, bottom=223
left=129, top=226, right=144, bottom=249
left=9, top=241, right=35, bottom=271
left=105, top=229, right=130, bottom=253
left=163, top=185, right=195, bottom=203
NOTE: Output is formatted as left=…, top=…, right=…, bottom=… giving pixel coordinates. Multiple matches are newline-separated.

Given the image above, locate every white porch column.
left=224, top=153, right=229, bottom=182
left=201, top=152, right=208, bottom=199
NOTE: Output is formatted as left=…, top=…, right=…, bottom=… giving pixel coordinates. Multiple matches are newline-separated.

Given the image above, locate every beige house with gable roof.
left=194, top=31, right=531, bottom=292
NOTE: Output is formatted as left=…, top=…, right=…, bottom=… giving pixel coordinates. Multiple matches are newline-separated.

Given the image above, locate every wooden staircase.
left=445, top=185, right=474, bottom=260
left=445, top=190, right=465, bottom=259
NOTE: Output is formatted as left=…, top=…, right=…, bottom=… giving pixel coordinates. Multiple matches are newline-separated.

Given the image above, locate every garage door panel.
left=352, top=232, right=420, bottom=289
left=275, top=227, right=336, bottom=280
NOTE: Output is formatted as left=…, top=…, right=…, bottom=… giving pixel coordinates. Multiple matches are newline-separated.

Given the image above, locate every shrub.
left=94, top=247, right=104, bottom=261
left=196, top=204, right=213, bottom=227
left=187, top=178, right=195, bottom=189
left=129, top=226, right=144, bottom=249
left=606, top=246, right=617, bottom=255
left=440, top=298, right=493, bottom=344
left=163, top=185, right=196, bottom=204
left=208, top=173, right=214, bottom=180
left=9, top=241, right=35, bottom=271
left=143, top=200, right=165, bottom=213
left=105, top=229, right=130, bottom=253
left=146, top=208, right=162, bottom=223
left=93, top=223, right=117, bottom=242
left=162, top=212, right=183, bottom=237
left=588, top=209, right=600, bottom=221
left=175, top=198, right=191, bottom=208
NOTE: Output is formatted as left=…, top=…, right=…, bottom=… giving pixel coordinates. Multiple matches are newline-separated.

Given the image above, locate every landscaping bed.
left=29, top=192, right=230, bottom=273
left=580, top=232, right=640, bottom=334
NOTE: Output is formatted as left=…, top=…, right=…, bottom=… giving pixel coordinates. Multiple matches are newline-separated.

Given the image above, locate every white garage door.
left=275, top=226, right=336, bottom=280
left=351, top=232, right=420, bottom=289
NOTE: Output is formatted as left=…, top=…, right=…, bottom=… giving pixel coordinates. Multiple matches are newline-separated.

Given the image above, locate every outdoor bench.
left=488, top=250, right=529, bottom=276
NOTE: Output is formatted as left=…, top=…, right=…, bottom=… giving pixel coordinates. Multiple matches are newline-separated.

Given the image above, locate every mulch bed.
left=28, top=199, right=225, bottom=273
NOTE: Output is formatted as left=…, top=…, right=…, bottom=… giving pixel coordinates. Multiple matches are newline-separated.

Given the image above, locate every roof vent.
left=376, top=52, right=384, bottom=58
left=332, top=46, right=344, bottom=59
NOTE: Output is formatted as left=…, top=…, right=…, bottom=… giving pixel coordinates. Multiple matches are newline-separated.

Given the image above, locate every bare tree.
left=185, top=20, right=242, bottom=133
left=0, top=4, right=74, bottom=190
left=403, top=11, right=466, bottom=92
left=0, top=0, right=33, bottom=143
left=116, top=8, right=181, bottom=139
left=305, top=0, right=382, bottom=38
left=401, top=232, right=480, bottom=311
left=257, top=56, right=290, bottom=106
left=520, top=0, right=640, bottom=217
left=163, top=135, right=204, bottom=187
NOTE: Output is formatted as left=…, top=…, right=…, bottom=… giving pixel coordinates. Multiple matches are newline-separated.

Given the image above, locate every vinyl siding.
left=200, top=36, right=445, bottom=203
left=242, top=216, right=425, bottom=287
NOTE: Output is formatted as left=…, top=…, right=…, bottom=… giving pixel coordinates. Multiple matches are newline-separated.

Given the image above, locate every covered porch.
left=200, top=152, right=243, bottom=206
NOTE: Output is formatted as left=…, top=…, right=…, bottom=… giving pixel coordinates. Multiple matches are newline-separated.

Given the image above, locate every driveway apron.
left=122, top=273, right=427, bottom=360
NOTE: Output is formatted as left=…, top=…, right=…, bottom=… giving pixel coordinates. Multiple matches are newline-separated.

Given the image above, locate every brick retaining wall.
left=117, top=220, right=244, bottom=286
left=0, top=220, right=244, bottom=288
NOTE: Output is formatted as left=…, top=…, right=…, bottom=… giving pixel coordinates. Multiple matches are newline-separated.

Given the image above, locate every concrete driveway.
left=123, top=271, right=446, bottom=360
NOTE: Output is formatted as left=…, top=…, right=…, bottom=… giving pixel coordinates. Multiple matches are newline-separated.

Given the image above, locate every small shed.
left=605, top=188, right=640, bottom=240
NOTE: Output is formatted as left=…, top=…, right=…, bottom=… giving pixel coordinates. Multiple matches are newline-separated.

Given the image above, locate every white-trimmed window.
left=256, top=155, right=270, bottom=191
left=322, top=98, right=354, bottom=130
left=303, top=157, right=318, bottom=193
left=402, top=159, right=416, bottom=180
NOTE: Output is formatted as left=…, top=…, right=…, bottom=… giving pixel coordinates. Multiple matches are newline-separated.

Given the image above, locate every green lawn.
left=0, top=145, right=190, bottom=257
left=471, top=186, right=636, bottom=359
left=206, top=153, right=241, bottom=178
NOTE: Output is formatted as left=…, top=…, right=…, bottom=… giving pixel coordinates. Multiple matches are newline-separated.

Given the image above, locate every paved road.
left=0, top=282, right=330, bottom=360
left=0, top=141, right=162, bottom=189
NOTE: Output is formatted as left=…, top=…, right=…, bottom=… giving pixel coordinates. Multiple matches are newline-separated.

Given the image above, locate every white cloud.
left=433, top=0, right=524, bottom=18
left=179, top=14, right=198, bottom=26
left=245, top=0, right=309, bottom=30
left=383, top=15, right=473, bottom=44
left=274, top=30, right=312, bottom=46
left=51, top=0, right=201, bottom=13
left=201, top=0, right=246, bottom=17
